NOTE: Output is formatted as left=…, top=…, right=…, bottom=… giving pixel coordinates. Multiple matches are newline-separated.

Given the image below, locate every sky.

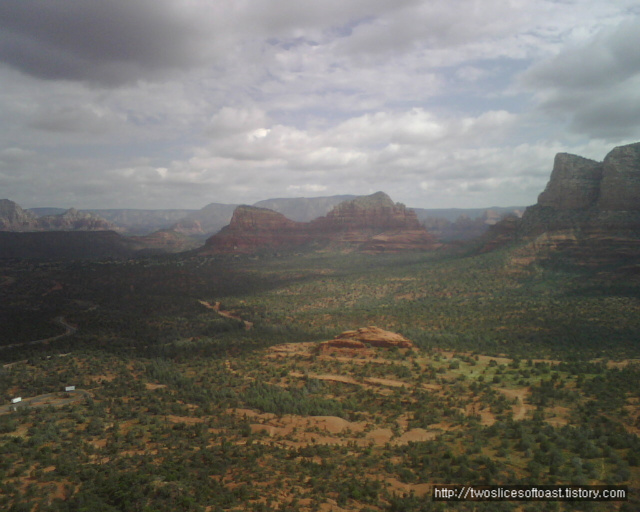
left=1, top=0, right=639, bottom=210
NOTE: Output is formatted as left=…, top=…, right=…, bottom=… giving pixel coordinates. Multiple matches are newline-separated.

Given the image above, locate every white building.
left=11, top=397, right=22, bottom=404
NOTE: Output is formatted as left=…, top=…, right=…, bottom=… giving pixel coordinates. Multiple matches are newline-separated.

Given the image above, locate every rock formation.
left=203, top=205, right=310, bottom=253
left=253, top=195, right=357, bottom=222
left=0, top=199, right=38, bottom=230
left=598, top=142, right=640, bottom=211
left=315, top=192, right=420, bottom=230
left=320, top=327, right=414, bottom=351
left=483, top=141, right=640, bottom=266
left=36, top=208, right=122, bottom=232
left=202, top=192, right=438, bottom=254
left=537, top=153, right=603, bottom=210
left=1, top=200, right=121, bottom=232
left=169, top=202, right=238, bottom=236
left=519, top=142, right=640, bottom=236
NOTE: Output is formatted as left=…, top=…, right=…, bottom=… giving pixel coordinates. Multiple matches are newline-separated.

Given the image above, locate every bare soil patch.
left=392, top=428, right=438, bottom=444
left=546, top=406, right=571, bottom=427
left=167, top=415, right=204, bottom=424
left=145, top=383, right=167, bottom=390
left=365, top=428, right=394, bottom=445
left=498, top=387, right=532, bottom=421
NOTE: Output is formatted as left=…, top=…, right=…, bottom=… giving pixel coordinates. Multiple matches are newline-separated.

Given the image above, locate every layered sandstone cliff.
left=483, top=142, right=640, bottom=266
left=203, top=206, right=309, bottom=253
left=203, top=192, right=438, bottom=254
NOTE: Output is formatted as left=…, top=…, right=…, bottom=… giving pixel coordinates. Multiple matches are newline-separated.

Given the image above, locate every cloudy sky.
left=1, top=0, right=639, bottom=210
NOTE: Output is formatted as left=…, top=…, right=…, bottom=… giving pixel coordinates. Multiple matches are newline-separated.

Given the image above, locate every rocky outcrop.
left=203, top=206, right=310, bottom=253
left=88, top=208, right=196, bottom=235
left=202, top=192, right=438, bottom=254
left=37, top=208, right=122, bottom=232
left=254, top=195, right=357, bottom=222
left=483, top=142, right=640, bottom=266
left=537, top=153, right=603, bottom=210
left=169, top=203, right=238, bottom=236
left=598, top=142, right=640, bottom=211
left=320, top=327, right=414, bottom=351
left=1, top=201, right=122, bottom=232
left=519, top=142, right=640, bottom=238
left=0, top=199, right=38, bottom=230
left=314, top=192, right=421, bottom=230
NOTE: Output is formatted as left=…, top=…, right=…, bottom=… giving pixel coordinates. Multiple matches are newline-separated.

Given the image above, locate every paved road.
left=0, top=316, right=77, bottom=351
left=0, top=389, right=91, bottom=415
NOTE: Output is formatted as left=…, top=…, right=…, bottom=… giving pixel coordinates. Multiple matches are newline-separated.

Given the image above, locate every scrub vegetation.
left=1, top=246, right=639, bottom=511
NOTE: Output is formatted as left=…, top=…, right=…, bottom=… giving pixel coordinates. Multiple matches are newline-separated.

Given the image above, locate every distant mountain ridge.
left=1, top=200, right=120, bottom=232
left=253, top=195, right=357, bottom=222
left=19, top=198, right=524, bottom=239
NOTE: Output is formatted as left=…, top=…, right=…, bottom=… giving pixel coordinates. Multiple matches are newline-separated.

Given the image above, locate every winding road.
left=0, top=316, right=77, bottom=351
left=199, top=300, right=253, bottom=330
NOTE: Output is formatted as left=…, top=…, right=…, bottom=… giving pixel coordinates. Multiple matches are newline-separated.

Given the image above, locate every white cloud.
left=287, top=184, right=328, bottom=193
left=0, top=1, right=638, bottom=209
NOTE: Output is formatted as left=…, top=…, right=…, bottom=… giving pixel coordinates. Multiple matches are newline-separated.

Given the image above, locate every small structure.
left=11, top=397, right=22, bottom=404
left=64, top=386, right=76, bottom=392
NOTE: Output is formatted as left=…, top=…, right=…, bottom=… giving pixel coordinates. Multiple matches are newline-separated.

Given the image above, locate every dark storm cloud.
left=0, top=0, right=210, bottom=85
left=522, top=17, right=640, bottom=91
left=521, top=16, right=640, bottom=139
left=0, top=1, right=635, bottom=209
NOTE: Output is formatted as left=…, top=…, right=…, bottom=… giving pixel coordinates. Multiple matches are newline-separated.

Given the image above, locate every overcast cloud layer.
left=1, top=0, right=639, bottom=209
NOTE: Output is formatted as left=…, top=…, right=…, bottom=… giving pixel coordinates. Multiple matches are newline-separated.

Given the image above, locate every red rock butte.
left=201, top=191, right=438, bottom=254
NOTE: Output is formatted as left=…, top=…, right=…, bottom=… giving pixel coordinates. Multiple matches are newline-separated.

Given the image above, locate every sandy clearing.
left=546, top=406, right=571, bottom=427
left=363, top=377, right=409, bottom=388
left=379, top=476, right=432, bottom=497
left=145, top=383, right=167, bottom=390
left=498, top=387, right=532, bottom=421
left=365, top=428, right=394, bottom=444
left=392, top=428, right=438, bottom=444
left=167, top=415, right=204, bottom=424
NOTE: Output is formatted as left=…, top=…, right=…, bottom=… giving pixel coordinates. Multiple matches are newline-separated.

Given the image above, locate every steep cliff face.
left=202, top=206, right=310, bottom=253
left=203, top=193, right=438, bottom=254
left=537, top=153, right=603, bottom=210
left=0, top=199, right=38, bottom=230
left=314, top=192, right=421, bottom=230
left=519, top=142, right=640, bottom=238
left=598, top=142, right=640, bottom=211
left=483, top=142, right=640, bottom=267
left=253, top=195, right=357, bottom=222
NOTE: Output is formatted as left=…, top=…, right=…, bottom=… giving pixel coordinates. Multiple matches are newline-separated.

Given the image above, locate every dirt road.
left=0, top=316, right=77, bottom=351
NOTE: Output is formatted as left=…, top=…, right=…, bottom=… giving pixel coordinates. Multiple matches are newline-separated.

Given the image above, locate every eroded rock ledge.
left=320, top=326, right=414, bottom=352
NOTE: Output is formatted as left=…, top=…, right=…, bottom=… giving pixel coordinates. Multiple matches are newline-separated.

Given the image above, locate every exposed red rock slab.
left=327, top=326, right=413, bottom=349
